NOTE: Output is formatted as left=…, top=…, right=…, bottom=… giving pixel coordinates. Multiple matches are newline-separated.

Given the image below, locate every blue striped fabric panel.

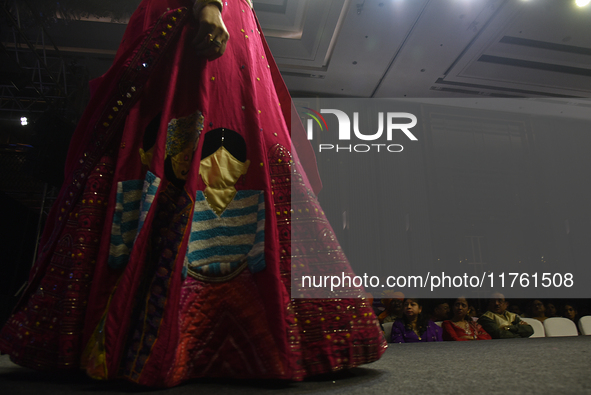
left=108, top=171, right=161, bottom=269
left=186, top=190, right=266, bottom=277
left=247, top=191, right=265, bottom=273
left=137, top=171, right=161, bottom=235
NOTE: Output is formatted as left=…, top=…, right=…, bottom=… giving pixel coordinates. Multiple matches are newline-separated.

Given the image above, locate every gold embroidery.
left=164, top=111, right=204, bottom=180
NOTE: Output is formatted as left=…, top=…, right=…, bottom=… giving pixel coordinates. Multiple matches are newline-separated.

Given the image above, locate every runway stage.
left=1, top=336, right=590, bottom=394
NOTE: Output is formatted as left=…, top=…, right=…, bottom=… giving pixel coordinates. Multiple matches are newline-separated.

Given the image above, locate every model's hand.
left=193, top=4, right=229, bottom=60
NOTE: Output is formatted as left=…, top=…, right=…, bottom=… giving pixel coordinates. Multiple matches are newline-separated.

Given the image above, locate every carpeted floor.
left=1, top=336, right=590, bottom=394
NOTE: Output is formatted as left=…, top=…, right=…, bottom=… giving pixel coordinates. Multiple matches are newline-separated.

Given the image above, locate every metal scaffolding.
left=0, top=0, right=87, bottom=268
left=0, top=0, right=81, bottom=121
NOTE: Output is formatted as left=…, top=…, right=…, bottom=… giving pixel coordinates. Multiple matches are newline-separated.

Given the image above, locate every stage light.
left=20, top=117, right=28, bottom=126
left=576, top=0, right=590, bottom=7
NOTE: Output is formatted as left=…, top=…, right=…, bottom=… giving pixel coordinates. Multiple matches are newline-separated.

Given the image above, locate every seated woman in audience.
left=545, top=301, right=558, bottom=318
left=562, top=303, right=579, bottom=323
left=562, top=303, right=580, bottom=334
left=442, top=297, right=491, bottom=341
left=528, top=299, right=548, bottom=322
left=391, top=298, right=442, bottom=343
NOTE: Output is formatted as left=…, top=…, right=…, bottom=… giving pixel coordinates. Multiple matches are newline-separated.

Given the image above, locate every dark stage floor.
left=1, top=336, right=590, bottom=394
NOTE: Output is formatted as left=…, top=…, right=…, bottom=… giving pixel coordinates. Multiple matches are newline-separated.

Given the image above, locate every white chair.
left=578, top=315, right=591, bottom=335
left=543, top=317, right=578, bottom=337
left=520, top=317, right=545, bottom=338
left=382, top=321, right=394, bottom=343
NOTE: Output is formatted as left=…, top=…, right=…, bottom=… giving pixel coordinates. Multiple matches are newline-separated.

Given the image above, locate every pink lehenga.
left=0, top=0, right=386, bottom=387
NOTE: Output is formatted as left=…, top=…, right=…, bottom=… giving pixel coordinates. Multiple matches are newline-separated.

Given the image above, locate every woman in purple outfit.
left=391, top=298, right=442, bottom=343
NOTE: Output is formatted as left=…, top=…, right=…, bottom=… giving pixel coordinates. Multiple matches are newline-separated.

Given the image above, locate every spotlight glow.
left=20, top=117, right=28, bottom=126
left=576, top=0, right=590, bottom=6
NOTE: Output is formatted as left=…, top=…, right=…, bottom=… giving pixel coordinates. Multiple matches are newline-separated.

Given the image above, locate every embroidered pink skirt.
left=0, top=0, right=386, bottom=387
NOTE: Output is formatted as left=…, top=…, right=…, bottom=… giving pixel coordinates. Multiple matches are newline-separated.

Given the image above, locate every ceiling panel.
left=372, top=0, right=505, bottom=98
left=435, top=0, right=591, bottom=98
left=281, top=0, right=429, bottom=96
left=259, top=0, right=347, bottom=66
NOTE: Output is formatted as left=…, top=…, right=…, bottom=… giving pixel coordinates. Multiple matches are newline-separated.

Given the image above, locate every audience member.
left=562, top=303, right=579, bottom=324
left=442, top=298, right=491, bottom=341
left=528, top=299, right=548, bottom=323
left=391, top=299, right=442, bottom=343
left=467, top=304, right=479, bottom=322
left=379, top=292, right=404, bottom=324
left=430, top=300, right=451, bottom=322
left=545, top=301, right=558, bottom=318
left=506, top=303, right=523, bottom=317
left=478, top=293, right=533, bottom=339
